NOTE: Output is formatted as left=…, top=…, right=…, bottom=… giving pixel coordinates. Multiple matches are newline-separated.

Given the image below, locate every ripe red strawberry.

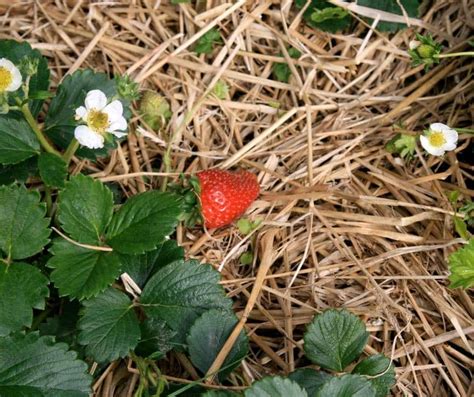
left=197, top=169, right=260, bottom=229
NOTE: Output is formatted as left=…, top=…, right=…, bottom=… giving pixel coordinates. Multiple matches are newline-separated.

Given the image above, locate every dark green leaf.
left=39, top=300, right=81, bottom=347
left=448, top=239, right=474, bottom=289
left=272, top=63, right=292, bottom=83
left=120, top=240, right=184, bottom=288
left=0, top=115, right=40, bottom=165
left=0, top=184, right=50, bottom=260
left=288, top=368, right=332, bottom=396
left=171, top=0, right=190, bottom=3
left=353, top=354, right=395, bottom=397
left=244, top=376, right=307, bottom=397
left=135, top=318, right=176, bottom=359
left=141, top=260, right=232, bottom=345
left=38, top=152, right=68, bottom=188
left=48, top=240, right=121, bottom=300
left=304, top=309, right=369, bottom=371
left=44, top=69, right=121, bottom=159
left=0, top=332, right=91, bottom=396
left=106, top=191, right=182, bottom=254
left=358, top=0, right=420, bottom=32
left=295, top=0, right=352, bottom=33
left=58, top=174, right=114, bottom=245
left=195, top=28, right=223, bottom=54
left=201, top=391, right=240, bottom=397
left=0, top=40, right=50, bottom=116
left=316, top=374, right=375, bottom=397
left=187, top=310, right=248, bottom=381
left=0, top=157, right=37, bottom=186
left=0, top=263, right=49, bottom=336
left=78, top=288, right=140, bottom=362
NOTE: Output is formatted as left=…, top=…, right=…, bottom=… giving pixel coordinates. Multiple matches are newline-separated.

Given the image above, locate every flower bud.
left=417, top=44, right=436, bottom=59
left=139, top=91, right=171, bottom=130
left=115, top=74, right=140, bottom=101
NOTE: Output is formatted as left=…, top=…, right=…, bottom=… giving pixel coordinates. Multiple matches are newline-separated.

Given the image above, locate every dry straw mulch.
left=1, top=1, right=473, bottom=396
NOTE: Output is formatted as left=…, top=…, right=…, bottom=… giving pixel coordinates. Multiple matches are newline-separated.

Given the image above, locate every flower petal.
left=75, top=106, right=87, bottom=120
left=103, top=100, right=123, bottom=122
left=109, top=116, right=127, bottom=133
left=430, top=123, right=452, bottom=134
left=444, top=142, right=457, bottom=151
left=443, top=128, right=458, bottom=145
left=8, top=65, right=22, bottom=92
left=85, top=89, right=107, bottom=110
left=110, top=130, right=128, bottom=138
left=74, top=125, right=104, bottom=149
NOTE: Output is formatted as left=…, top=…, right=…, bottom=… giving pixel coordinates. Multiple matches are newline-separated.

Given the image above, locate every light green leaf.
left=288, top=368, right=332, bottom=396
left=0, top=263, right=49, bottom=336
left=295, top=0, right=352, bottom=33
left=448, top=239, right=474, bottom=289
left=135, top=318, right=176, bottom=359
left=38, top=152, right=68, bottom=188
left=141, top=260, right=232, bottom=345
left=120, top=240, right=184, bottom=288
left=0, top=115, right=40, bottom=165
left=385, top=133, right=416, bottom=159
left=304, top=309, right=369, bottom=371
left=187, top=310, right=248, bottom=381
left=244, top=376, right=307, bottom=397
left=316, top=374, right=376, bottom=397
left=0, top=40, right=50, bottom=116
left=78, top=288, right=140, bottom=363
left=0, top=184, right=50, bottom=260
left=353, top=354, right=395, bottom=397
left=44, top=69, right=123, bottom=159
left=58, top=174, right=114, bottom=245
left=106, top=191, right=182, bottom=254
left=453, top=217, right=470, bottom=240
left=48, top=240, right=121, bottom=300
left=358, top=0, right=419, bottom=32
left=0, top=332, right=91, bottom=396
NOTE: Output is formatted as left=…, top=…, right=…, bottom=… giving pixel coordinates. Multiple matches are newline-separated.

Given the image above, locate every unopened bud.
left=139, top=91, right=172, bottom=130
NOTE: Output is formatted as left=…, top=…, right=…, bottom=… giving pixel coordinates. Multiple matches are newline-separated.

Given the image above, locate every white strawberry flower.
left=0, top=58, right=22, bottom=93
left=74, top=89, right=127, bottom=149
left=420, top=123, right=458, bottom=156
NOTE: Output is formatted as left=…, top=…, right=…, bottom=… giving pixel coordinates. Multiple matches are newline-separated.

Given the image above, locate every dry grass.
left=1, top=0, right=473, bottom=396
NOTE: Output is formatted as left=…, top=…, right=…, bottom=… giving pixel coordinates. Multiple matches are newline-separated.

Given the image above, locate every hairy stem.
left=63, top=138, right=80, bottom=164
left=21, top=104, right=60, bottom=155
left=437, top=51, right=474, bottom=58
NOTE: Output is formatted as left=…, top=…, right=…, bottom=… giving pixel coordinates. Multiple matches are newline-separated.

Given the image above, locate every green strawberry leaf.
left=58, top=174, right=113, bottom=245
left=357, top=0, right=420, bottom=32
left=141, top=260, right=232, bottom=345
left=201, top=391, right=240, bottom=397
left=106, top=191, right=182, bottom=254
left=135, top=318, right=176, bottom=359
left=0, top=184, right=50, bottom=260
left=453, top=217, right=470, bottom=240
left=0, top=115, right=40, bottom=165
left=187, top=309, right=248, bottom=381
left=39, top=300, right=81, bottom=347
left=353, top=354, right=395, bottom=397
left=120, top=240, right=184, bottom=288
left=195, top=28, right=223, bottom=55
left=244, top=376, right=308, bottom=397
left=288, top=368, right=332, bottom=396
left=48, top=240, right=121, bottom=300
left=448, top=239, right=474, bottom=289
left=44, top=69, right=121, bottom=159
left=38, top=152, right=68, bottom=188
left=304, top=309, right=369, bottom=371
left=0, top=263, right=49, bottom=336
left=272, top=48, right=301, bottom=83
left=0, top=332, right=91, bottom=396
left=78, top=288, right=140, bottom=363
left=295, top=0, right=352, bottom=33
left=0, top=40, right=50, bottom=117
left=316, top=374, right=376, bottom=397
left=0, top=157, right=37, bottom=186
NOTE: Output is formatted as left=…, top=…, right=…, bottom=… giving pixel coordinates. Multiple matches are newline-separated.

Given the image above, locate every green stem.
left=45, top=186, right=53, bottom=217
left=21, top=104, right=60, bottom=155
left=456, top=128, right=474, bottom=134
left=63, top=138, right=80, bottom=164
left=437, top=51, right=474, bottom=58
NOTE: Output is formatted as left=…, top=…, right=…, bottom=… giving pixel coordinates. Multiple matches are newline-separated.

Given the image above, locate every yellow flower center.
left=0, top=66, right=13, bottom=92
left=87, top=109, right=109, bottom=133
left=428, top=131, right=446, bottom=148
